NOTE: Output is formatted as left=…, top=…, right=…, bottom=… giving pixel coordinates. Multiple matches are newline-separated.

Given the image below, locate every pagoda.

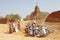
left=30, top=4, right=40, bottom=20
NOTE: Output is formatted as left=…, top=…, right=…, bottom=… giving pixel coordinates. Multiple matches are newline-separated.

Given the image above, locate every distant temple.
left=29, top=4, right=40, bottom=20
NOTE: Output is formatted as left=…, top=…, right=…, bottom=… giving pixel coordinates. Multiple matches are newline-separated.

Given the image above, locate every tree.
left=23, top=15, right=30, bottom=21
left=14, top=14, right=21, bottom=20
left=5, top=14, right=21, bottom=20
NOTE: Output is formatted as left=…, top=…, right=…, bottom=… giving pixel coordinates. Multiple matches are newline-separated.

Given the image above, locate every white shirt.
left=42, top=27, right=46, bottom=35
left=13, top=23, right=16, bottom=28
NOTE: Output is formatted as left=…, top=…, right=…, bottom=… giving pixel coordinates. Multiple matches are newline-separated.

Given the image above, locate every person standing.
left=9, top=23, right=13, bottom=34
left=17, top=20, right=20, bottom=30
left=32, top=23, right=36, bottom=37
left=12, top=22, right=16, bottom=32
left=29, top=20, right=36, bottom=36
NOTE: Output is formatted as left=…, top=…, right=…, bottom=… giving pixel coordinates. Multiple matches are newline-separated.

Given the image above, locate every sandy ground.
left=0, top=21, right=60, bottom=40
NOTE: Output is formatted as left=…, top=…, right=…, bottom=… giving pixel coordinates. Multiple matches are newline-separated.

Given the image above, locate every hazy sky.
left=0, top=0, right=60, bottom=18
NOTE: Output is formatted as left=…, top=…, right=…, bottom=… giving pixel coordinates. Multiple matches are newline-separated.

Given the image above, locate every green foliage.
left=6, top=14, right=21, bottom=20
left=23, top=15, right=30, bottom=21
left=14, top=14, right=21, bottom=20
left=36, top=12, right=49, bottom=19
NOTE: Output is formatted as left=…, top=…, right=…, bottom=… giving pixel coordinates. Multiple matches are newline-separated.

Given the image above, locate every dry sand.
left=0, top=21, right=60, bottom=40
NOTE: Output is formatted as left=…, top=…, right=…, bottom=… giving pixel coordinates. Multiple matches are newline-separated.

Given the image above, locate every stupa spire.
left=34, top=2, right=40, bottom=12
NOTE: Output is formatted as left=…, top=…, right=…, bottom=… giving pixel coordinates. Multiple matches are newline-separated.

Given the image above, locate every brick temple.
left=0, top=16, right=16, bottom=24
left=29, top=4, right=40, bottom=20
left=45, top=11, right=60, bottom=22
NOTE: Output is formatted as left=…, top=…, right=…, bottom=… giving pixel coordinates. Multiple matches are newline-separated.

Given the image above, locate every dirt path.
left=0, top=21, right=60, bottom=40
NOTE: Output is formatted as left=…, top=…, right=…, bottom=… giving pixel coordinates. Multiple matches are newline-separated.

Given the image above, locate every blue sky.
left=0, top=0, right=60, bottom=18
